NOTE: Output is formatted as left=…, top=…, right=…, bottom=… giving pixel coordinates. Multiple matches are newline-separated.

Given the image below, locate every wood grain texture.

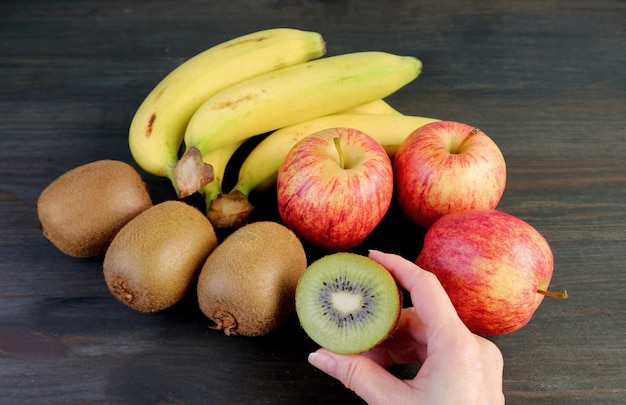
left=1, top=1, right=625, bottom=404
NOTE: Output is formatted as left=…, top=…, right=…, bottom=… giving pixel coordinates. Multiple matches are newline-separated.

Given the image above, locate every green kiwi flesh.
left=295, top=252, right=401, bottom=354
left=103, top=200, right=217, bottom=312
left=37, top=159, right=152, bottom=258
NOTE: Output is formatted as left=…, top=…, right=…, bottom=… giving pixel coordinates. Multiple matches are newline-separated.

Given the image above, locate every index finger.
left=368, top=250, right=469, bottom=346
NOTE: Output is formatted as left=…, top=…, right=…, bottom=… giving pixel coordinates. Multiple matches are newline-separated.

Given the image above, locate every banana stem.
left=207, top=190, right=254, bottom=229
left=200, top=180, right=222, bottom=209
left=173, top=147, right=215, bottom=198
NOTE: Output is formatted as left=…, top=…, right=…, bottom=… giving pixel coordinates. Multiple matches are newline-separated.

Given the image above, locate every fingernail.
left=308, top=351, right=337, bottom=376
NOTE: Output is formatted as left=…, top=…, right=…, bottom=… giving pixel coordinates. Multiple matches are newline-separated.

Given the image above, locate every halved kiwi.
left=295, top=252, right=401, bottom=354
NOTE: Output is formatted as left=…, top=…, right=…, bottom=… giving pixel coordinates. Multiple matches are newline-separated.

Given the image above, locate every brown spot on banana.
left=146, top=113, right=156, bottom=138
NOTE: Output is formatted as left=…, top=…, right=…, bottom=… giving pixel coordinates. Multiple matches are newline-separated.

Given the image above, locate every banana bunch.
left=174, top=49, right=422, bottom=198
left=129, top=28, right=326, bottom=195
left=128, top=28, right=438, bottom=228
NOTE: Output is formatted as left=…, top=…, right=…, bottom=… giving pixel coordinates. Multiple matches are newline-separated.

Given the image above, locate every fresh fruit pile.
left=37, top=28, right=567, bottom=354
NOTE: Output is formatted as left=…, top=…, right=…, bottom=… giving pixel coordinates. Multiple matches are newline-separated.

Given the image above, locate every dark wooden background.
left=1, top=1, right=625, bottom=404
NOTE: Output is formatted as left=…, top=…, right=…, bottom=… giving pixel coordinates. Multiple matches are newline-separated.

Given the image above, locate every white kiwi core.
left=332, top=291, right=363, bottom=313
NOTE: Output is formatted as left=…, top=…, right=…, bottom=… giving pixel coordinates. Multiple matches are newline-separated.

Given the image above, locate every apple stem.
left=457, top=127, right=480, bottom=152
left=537, top=289, right=569, bottom=300
left=333, top=136, right=345, bottom=169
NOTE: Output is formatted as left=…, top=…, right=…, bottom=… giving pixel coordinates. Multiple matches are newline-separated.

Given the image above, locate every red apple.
left=277, top=127, right=393, bottom=250
left=416, top=209, right=566, bottom=336
left=393, top=121, right=506, bottom=228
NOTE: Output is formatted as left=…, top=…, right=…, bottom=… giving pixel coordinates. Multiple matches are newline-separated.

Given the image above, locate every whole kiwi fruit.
left=103, top=200, right=217, bottom=312
left=37, top=159, right=152, bottom=258
left=197, top=221, right=307, bottom=337
left=295, top=252, right=402, bottom=354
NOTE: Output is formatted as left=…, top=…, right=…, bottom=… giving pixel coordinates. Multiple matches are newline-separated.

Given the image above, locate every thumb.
left=308, top=349, right=413, bottom=404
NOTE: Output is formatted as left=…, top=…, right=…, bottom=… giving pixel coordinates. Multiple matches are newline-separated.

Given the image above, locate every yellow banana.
left=174, top=51, right=422, bottom=197
left=128, top=28, right=326, bottom=194
left=236, top=113, right=439, bottom=194
left=213, top=113, right=440, bottom=227
left=340, top=99, right=403, bottom=116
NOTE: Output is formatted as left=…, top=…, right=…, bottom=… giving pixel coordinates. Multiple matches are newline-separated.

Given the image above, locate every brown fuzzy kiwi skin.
left=197, top=221, right=307, bottom=337
left=37, top=160, right=153, bottom=258
left=103, top=200, right=217, bottom=313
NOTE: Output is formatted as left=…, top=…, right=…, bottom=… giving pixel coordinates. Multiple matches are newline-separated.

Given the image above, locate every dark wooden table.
left=2, top=1, right=625, bottom=404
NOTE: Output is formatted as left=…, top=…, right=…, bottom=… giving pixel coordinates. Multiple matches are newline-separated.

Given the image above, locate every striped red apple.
left=277, top=127, right=393, bottom=250
left=393, top=121, right=506, bottom=229
left=416, top=209, right=567, bottom=336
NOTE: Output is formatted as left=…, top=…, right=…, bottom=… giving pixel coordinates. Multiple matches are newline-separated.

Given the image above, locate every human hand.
left=307, top=250, right=505, bottom=404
